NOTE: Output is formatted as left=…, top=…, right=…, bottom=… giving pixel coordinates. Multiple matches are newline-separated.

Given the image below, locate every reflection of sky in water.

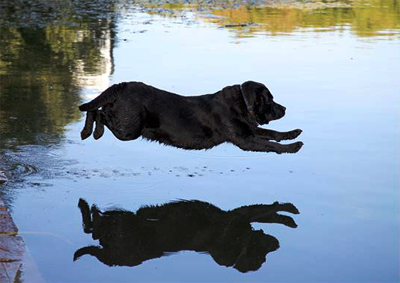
left=2, top=2, right=399, bottom=283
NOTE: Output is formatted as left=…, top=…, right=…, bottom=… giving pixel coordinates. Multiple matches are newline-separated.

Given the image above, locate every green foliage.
left=0, top=2, right=116, bottom=149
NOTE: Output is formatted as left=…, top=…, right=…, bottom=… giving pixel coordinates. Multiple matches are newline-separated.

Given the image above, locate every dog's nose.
left=282, top=106, right=286, bottom=111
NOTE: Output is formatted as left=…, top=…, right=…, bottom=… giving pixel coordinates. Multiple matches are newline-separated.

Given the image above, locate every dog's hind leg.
left=104, top=105, right=147, bottom=141
left=81, top=111, right=96, bottom=140
left=78, top=199, right=93, bottom=233
left=93, top=110, right=105, bottom=140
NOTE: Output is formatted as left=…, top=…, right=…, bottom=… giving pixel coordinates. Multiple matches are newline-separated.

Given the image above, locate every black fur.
left=79, top=81, right=303, bottom=154
left=74, top=199, right=299, bottom=272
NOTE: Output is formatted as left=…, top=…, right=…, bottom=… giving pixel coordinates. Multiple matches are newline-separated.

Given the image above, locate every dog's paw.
left=280, top=129, right=302, bottom=141
left=273, top=202, right=300, bottom=214
left=289, top=129, right=302, bottom=139
left=81, top=128, right=92, bottom=140
left=278, top=141, right=303, bottom=154
left=290, top=141, right=303, bottom=153
left=93, top=125, right=104, bottom=140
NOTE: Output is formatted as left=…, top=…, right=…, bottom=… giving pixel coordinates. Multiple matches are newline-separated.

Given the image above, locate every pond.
left=0, top=0, right=399, bottom=282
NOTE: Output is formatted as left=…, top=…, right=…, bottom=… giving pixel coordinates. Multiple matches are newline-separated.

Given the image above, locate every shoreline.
left=0, top=197, right=25, bottom=283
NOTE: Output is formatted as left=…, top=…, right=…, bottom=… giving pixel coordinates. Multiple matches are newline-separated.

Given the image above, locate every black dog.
left=74, top=199, right=299, bottom=272
left=79, top=81, right=303, bottom=154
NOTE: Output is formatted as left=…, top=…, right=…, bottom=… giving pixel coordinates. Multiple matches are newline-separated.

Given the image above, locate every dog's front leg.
left=255, top=128, right=302, bottom=142
left=229, top=202, right=299, bottom=228
left=232, top=136, right=303, bottom=154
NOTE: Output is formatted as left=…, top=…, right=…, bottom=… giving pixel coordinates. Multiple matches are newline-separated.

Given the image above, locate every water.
left=0, top=0, right=399, bottom=282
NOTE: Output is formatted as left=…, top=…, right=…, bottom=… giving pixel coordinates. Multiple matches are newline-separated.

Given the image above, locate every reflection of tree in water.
left=75, top=199, right=299, bottom=273
left=109, top=0, right=399, bottom=38
left=0, top=0, right=119, bottom=200
left=202, top=0, right=400, bottom=38
left=0, top=0, right=118, bottom=149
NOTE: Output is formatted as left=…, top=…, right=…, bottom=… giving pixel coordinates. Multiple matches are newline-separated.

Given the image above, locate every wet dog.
left=79, top=81, right=303, bottom=154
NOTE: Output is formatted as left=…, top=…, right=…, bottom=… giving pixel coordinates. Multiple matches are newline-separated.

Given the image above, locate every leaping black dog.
left=79, top=81, right=303, bottom=154
left=74, top=199, right=299, bottom=272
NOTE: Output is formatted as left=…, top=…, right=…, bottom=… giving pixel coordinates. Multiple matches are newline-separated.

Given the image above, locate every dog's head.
left=240, top=81, right=286, bottom=125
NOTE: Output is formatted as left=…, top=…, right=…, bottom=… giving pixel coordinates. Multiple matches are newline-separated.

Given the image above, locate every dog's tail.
left=79, top=82, right=127, bottom=111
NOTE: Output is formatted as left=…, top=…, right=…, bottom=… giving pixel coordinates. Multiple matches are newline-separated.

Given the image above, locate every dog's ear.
left=240, top=81, right=265, bottom=111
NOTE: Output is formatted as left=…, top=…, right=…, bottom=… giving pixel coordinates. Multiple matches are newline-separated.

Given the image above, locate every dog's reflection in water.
left=74, top=199, right=299, bottom=272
